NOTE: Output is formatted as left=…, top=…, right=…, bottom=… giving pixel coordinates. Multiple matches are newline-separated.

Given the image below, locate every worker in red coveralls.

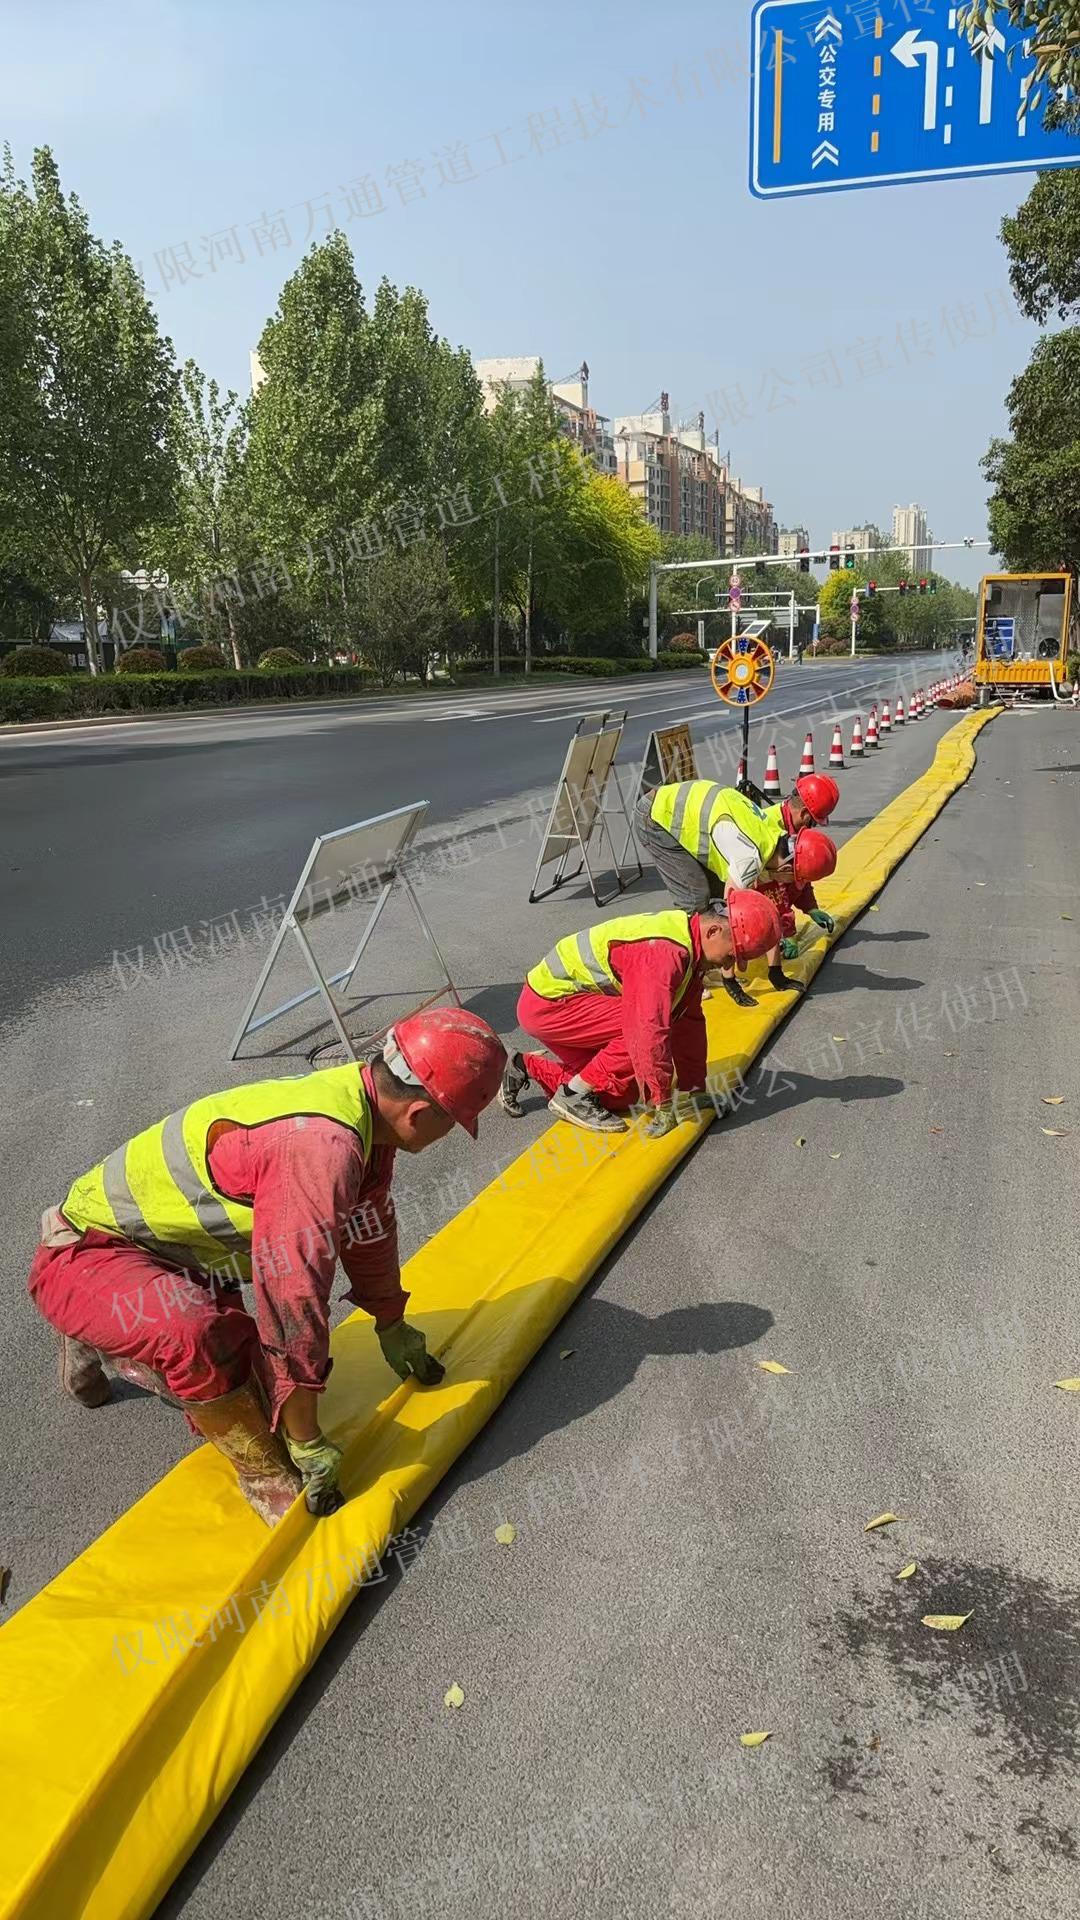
left=499, top=892, right=781, bottom=1138
left=754, top=828, right=838, bottom=996
left=28, top=1009, right=505, bottom=1527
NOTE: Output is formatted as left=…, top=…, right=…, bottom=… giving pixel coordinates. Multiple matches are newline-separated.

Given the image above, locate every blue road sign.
left=750, top=1, right=1080, bottom=198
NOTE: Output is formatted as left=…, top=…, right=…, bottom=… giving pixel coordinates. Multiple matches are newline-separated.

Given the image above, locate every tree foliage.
left=0, top=148, right=179, bottom=667
left=1001, top=171, right=1080, bottom=323
left=958, top=0, right=1080, bottom=129
left=984, top=330, right=1080, bottom=574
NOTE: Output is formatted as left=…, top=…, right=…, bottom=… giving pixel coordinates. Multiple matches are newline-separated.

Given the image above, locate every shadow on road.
left=721, top=1068, right=905, bottom=1132
left=807, top=960, right=924, bottom=996
left=836, top=928, right=930, bottom=949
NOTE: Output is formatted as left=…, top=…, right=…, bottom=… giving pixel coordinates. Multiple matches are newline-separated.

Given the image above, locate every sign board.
left=229, top=802, right=460, bottom=1059
left=638, top=720, right=698, bottom=799
left=530, top=710, right=641, bottom=907
left=750, top=1, right=1080, bottom=200
left=984, top=616, right=1016, bottom=659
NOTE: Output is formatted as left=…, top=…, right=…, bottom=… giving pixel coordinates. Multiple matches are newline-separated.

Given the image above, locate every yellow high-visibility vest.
left=649, top=781, right=781, bottom=883
left=62, top=1066, right=373, bottom=1282
left=527, top=909, right=696, bottom=1004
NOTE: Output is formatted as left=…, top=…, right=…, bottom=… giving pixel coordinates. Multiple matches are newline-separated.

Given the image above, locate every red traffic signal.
left=898, top=579, right=908, bottom=596
left=918, top=578, right=928, bottom=595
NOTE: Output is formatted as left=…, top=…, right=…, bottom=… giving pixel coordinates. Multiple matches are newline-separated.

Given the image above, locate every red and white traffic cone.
left=737, top=755, right=747, bottom=786
left=915, top=688, right=924, bottom=718
left=895, top=695, right=905, bottom=726
left=829, top=721, right=845, bottom=769
left=866, top=706, right=880, bottom=749
left=850, top=715, right=865, bottom=758
left=800, top=730, right=814, bottom=776
left=763, top=741, right=781, bottom=798
left=881, top=699, right=892, bottom=734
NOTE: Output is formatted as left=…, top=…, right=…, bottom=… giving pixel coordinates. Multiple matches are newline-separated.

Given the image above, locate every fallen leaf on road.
left=922, top=1613, right=972, bottom=1632
left=1041, top=1128, right=1071, bottom=1137
left=757, top=1360, right=792, bottom=1375
left=975, top=881, right=987, bottom=887
left=832, top=1036, right=846, bottom=1044
left=1042, top=1097, right=1065, bottom=1105
left=559, top=1349, right=575, bottom=1360
left=944, top=1051, right=956, bottom=1057
left=1053, top=1378, right=1080, bottom=1391
left=864, top=1513, right=899, bottom=1532
left=869, top=906, right=880, bottom=913
left=829, top=1152, right=842, bottom=1160
left=0, top=1568, right=9, bottom=1606
left=1063, top=915, right=1073, bottom=922
left=444, top=1684, right=465, bottom=1709
left=739, top=1731, right=772, bottom=1748
left=930, top=1128, right=944, bottom=1135
left=795, top=1136, right=807, bottom=1147
left=896, top=1563, right=918, bottom=1580
left=494, top=1523, right=516, bottom=1546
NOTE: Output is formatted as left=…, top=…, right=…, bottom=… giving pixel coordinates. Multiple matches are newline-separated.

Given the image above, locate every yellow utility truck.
left=974, top=571, right=1074, bottom=704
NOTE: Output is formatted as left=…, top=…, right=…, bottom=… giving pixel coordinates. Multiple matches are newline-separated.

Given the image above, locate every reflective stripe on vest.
left=62, top=1065, right=373, bottom=1281
left=527, top=910, right=695, bottom=1003
left=649, top=781, right=780, bottom=881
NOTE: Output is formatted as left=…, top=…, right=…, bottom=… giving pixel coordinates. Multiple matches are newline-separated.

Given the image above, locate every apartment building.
left=892, top=502, right=933, bottom=576
left=612, top=395, right=775, bottom=555
left=777, top=527, right=810, bottom=558
left=472, top=356, right=617, bottom=476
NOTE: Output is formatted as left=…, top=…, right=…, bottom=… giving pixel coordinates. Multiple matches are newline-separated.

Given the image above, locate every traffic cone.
left=915, top=688, right=924, bottom=718
left=736, top=755, right=747, bottom=786
left=850, top=715, right=864, bottom=758
left=829, top=721, right=844, bottom=769
left=881, top=699, right=892, bottom=734
left=895, top=695, right=905, bottom=726
left=800, top=730, right=814, bottom=776
left=763, top=741, right=781, bottom=798
left=866, top=706, right=880, bottom=749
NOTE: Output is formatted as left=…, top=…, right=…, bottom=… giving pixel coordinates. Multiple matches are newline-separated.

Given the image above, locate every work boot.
left=111, top=1355, right=183, bottom=1403
left=498, top=1050, right=530, bottom=1118
left=58, top=1335, right=112, bottom=1408
left=547, top=1085, right=628, bottom=1134
left=768, top=966, right=805, bottom=995
left=718, top=973, right=756, bottom=1010
left=187, top=1380, right=303, bottom=1528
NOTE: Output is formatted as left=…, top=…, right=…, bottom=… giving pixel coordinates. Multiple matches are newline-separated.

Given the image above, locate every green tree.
left=958, top=1, right=1080, bottom=130
left=0, top=148, right=179, bottom=670
left=983, top=330, right=1080, bottom=574
left=1000, top=171, right=1080, bottom=324
left=147, top=361, right=251, bottom=664
left=358, top=539, right=454, bottom=685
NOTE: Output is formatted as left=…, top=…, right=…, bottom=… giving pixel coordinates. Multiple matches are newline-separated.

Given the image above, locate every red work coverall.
left=753, top=872, right=817, bottom=942
left=29, top=1069, right=407, bottom=1426
left=516, top=919, right=707, bottom=1111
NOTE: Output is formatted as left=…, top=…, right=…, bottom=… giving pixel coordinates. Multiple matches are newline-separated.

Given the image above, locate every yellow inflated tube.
left=0, top=710, right=996, bottom=1920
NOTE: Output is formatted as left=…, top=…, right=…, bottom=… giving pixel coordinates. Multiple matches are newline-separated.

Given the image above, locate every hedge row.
left=0, top=664, right=378, bottom=723
left=453, top=651, right=708, bottom=677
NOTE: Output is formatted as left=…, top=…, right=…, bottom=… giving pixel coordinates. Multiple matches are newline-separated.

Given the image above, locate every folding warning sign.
left=228, top=802, right=460, bottom=1060
left=528, top=709, right=641, bottom=907
left=637, top=719, right=698, bottom=801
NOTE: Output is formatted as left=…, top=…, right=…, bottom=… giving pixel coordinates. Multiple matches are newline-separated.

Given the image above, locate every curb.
left=0, top=710, right=996, bottom=1920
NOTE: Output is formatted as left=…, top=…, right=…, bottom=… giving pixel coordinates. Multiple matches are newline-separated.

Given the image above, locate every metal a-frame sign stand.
left=529, top=709, right=641, bottom=908
left=229, top=801, right=461, bottom=1061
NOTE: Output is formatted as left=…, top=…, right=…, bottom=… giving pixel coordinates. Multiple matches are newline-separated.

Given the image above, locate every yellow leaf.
left=740, top=1731, right=772, bottom=1747
left=864, top=1512, right=899, bottom=1532
left=559, top=1348, right=575, bottom=1360
left=829, top=1152, right=842, bottom=1160
left=922, top=1612, right=972, bottom=1632
left=444, top=1683, right=465, bottom=1709
left=494, top=1523, right=516, bottom=1546
left=795, top=1136, right=807, bottom=1147
left=757, top=1360, right=792, bottom=1375
left=975, top=881, right=987, bottom=887
left=869, top=906, right=880, bottom=913
left=1053, top=1378, right=1080, bottom=1391
left=1042, top=1096, right=1065, bottom=1105
left=1063, top=915, right=1073, bottom=921
left=896, top=1563, right=918, bottom=1580
left=832, top=1035, right=846, bottom=1043
left=1042, top=1128, right=1071, bottom=1137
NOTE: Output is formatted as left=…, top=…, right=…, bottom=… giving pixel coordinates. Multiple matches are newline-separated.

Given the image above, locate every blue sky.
left=2, top=0, right=1047, bottom=586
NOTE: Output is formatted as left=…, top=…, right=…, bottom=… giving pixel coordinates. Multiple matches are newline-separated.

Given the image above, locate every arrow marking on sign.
left=812, top=139, right=840, bottom=167
left=892, top=28, right=940, bottom=131
left=814, top=10, right=843, bottom=41
left=976, top=24, right=1007, bottom=123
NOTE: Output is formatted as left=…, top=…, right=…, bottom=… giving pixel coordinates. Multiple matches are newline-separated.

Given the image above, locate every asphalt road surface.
left=10, top=666, right=1079, bottom=1920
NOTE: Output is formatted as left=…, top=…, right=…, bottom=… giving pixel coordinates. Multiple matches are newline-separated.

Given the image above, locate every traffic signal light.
left=844, top=552, right=856, bottom=570
left=867, top=580, right=876, bottom=597
left=798, top=549, right=810, bottom=574
left=829, top=545, right=840, bottom=571
left=918, top=578, right=928, bottom=595
left=928, top=577, right=937, bottom=594
left=898, top=580, right=908, bottom=596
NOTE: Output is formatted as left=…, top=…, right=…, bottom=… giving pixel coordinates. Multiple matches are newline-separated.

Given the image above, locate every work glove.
left=643, top=1101, right=679, bottom=1140
left=808, top=908, right=835, bottom=934
left=779, top=936, right=800, bottom=961
left=378, top=1318, right=446, bottom=1387
left=284, top=1431, right=345, bottom=1518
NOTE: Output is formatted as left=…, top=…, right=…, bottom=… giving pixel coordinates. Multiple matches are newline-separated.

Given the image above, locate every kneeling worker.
left=634, top=778, right=790, bottom=1008
left=500, top=892, right=781, bottom=1139
left=28, top=1008, right=505, bottom=1526
left=754, top=827, right=838, bottom=996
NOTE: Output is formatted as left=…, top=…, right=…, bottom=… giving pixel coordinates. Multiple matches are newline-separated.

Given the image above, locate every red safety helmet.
left=793, top=828, right=838, bottom=890
left=793, top=772, right=839, bottom=824
left=383, top=1006, right=507, bottom=1139
left=726, top=888, right=782, bottom=969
